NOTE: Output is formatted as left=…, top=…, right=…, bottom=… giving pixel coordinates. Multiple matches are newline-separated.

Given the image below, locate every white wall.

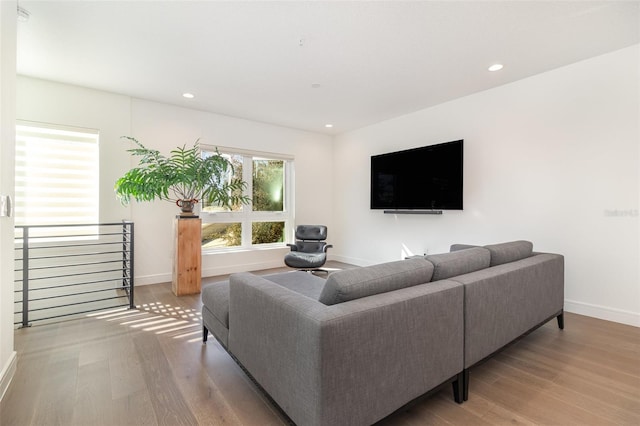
left=333, top=45, right=640, bottom=326
left=15, top=78, right=333, bottom=285
left=0, top=0, right=17, bottom=401
left=12, top=47, right=639, bottom=328
left=16, top=77, right=133, bottom=223
left=130, top=99, right=333, bottom=283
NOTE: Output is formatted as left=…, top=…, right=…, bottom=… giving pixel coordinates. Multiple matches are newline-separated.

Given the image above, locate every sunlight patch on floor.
left=83, top=301, right=203, bottom=341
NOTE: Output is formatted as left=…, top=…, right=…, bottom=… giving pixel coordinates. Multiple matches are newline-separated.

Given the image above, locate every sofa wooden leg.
left=463, top=369, right=469, bottom=401
left=452, top=371, right=464, bottom=403
left=557, top=312, right=564, bottom=330
left=203, top=326, right=209, bottom=343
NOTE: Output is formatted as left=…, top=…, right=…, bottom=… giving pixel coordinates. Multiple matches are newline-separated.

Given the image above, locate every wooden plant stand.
left=172, top=216, right=202, bottom=296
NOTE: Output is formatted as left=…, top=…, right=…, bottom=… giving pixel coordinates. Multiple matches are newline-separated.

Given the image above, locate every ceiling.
left=16, top=1, right=640, bottom=135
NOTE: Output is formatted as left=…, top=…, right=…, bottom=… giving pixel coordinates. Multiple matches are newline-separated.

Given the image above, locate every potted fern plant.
left=115, top=137, right=249, bottom=215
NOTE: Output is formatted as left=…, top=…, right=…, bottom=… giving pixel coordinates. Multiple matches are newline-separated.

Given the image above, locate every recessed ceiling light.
left=182, top=93, right=195, bottom=99
left=488, top=64, right=504, bottom=72
left=325, top=124, right=333, bottom=128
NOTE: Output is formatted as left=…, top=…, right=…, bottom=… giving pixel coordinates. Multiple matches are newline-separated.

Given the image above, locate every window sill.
left=202, top=244, right=289, bottom=256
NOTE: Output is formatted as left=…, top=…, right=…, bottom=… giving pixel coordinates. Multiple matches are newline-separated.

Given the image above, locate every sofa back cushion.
left=450, top=244, right=479, bottom=252
left=318, top=258, right=434, bottom=306
left=484, top=240, right=533, bottom=266
left=426, top=247, right=491, bottom=281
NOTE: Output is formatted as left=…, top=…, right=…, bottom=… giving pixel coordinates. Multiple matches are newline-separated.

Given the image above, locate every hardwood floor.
left=2, top=262, right=639, bottom=425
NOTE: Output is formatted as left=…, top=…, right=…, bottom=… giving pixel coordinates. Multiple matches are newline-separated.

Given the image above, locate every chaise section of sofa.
left=202, top=271, right=326, bottom=348
left=227, top=264, right=464, bottom=426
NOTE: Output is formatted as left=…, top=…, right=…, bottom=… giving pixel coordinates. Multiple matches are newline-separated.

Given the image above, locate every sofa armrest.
left=454, top=253, right=564, bottom=368
left=228, top=272, right=464, bottom=426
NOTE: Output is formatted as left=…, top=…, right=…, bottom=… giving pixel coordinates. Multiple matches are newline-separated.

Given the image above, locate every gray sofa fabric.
left=202, top=306, right=229, bottom=348
left=202, top=281, right=231, bottom=327
left=426, top=247, right=491, bottom=281
left=484, top=240, right=533, bottom=266
left=318, top=258, right=433, bottom=305
left=229, top=272, right=463, bottom=426
left=201, top=239, right=564, bottom=425
left=449, top=241, right=534, bottom=266
left=449, top=243, right=478, bottom=252
left=452, top=252, right=564, bottom=368
left=264, top=270, right=326, bottom=299
left=202, top=271, right=325, bottom=332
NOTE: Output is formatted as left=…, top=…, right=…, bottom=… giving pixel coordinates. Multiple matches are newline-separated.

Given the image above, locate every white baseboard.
left=134, top=260, right=288, bottom=286
left=0, top=351, right=17, bottom=402
left=329, top=254, right=374, bottom=267
left=202, top=259, right=286, bottom=278
left=134, top=273, right=172, bottom=286
left=564, top=299, right=640, bottom=327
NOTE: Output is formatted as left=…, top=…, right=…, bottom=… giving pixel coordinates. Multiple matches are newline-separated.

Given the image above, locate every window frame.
left=199, top=145, right=294, bottom=252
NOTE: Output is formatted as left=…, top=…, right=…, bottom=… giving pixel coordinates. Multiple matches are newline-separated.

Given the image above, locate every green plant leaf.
left=114, top=137, right=251, bottom=210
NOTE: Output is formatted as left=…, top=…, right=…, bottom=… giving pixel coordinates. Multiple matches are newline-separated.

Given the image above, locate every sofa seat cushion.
left=484, top=240, right=533, bottom=266
left=318, top=258, right=434, bottom=305
left=263, top=270, right=326, bottom=300
left=426, top=247, right=491, bottom=281
left=202, top=271, right=325, bottom=329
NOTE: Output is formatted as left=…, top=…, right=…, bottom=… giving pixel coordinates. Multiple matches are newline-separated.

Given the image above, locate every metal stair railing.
left=14, top=221, right=134, bottom=327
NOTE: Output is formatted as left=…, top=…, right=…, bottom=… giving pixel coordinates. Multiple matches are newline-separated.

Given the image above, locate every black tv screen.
left=370, top=140, right=463, bottom=210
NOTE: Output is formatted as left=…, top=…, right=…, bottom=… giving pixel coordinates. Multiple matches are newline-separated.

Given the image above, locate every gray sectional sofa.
left=201, top=240, right=564, bottom=426
left=432, top=241, right=564, bottom=399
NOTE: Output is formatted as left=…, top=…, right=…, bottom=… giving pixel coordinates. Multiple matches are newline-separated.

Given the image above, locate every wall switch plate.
left=0, top=195, right=12, bottom=217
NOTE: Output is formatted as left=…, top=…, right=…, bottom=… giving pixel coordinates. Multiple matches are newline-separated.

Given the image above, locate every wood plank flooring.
left=2, top=262, right=639, bottom=425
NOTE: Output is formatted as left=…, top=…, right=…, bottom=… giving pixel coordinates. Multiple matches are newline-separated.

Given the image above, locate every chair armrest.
left=323, top=244, right=333, bottom=252
left=228, top=273, right=463, bottom=426
left=286, top=243, right=298, bottom=251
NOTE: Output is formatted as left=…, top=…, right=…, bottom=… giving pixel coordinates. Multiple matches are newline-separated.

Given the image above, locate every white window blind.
left=15, top=122, right=99, bottom=227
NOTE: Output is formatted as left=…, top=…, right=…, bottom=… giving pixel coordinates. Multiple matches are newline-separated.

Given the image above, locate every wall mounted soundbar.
left=383, top=210, right=443, bottom=215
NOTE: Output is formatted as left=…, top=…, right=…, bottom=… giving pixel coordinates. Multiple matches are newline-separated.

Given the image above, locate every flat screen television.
left=370, top=139, right=463, bottom=211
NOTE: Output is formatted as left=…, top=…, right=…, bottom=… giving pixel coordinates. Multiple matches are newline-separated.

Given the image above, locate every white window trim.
left=199, top=145, right=295, bottom=252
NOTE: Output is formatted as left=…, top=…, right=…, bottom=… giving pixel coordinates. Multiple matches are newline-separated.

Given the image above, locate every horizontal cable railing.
left=14, top=221, right=134, bottom=327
